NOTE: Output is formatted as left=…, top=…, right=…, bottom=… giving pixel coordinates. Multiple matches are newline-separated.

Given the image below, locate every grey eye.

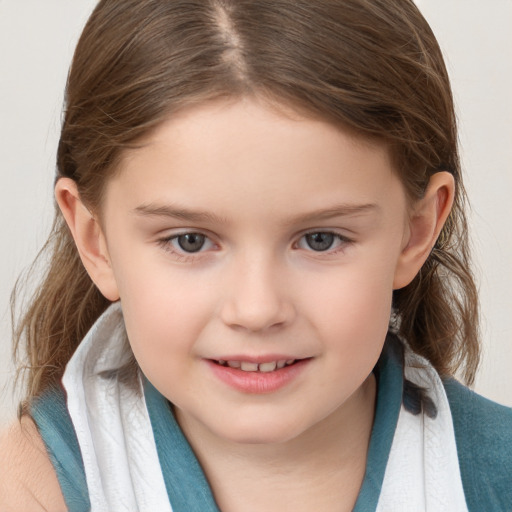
left=176, top=233, right=206, bottom=253
left=304, top=233, right=335, bottom=251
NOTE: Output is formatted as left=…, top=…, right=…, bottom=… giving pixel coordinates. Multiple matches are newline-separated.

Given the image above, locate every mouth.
left=207, top=357, right=310, bottom=393
left=206, top=356, right=314, bottom=395
left=212, top=359, right=299, bottom=372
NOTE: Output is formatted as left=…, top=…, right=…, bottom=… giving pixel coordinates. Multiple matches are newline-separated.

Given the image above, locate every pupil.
left=306, top=233, right=334, bottom=251
left=178, top=233, right=205, bottom=252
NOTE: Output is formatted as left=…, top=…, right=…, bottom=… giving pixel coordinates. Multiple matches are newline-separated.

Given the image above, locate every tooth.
left=227, top=360, right=241, bottom=368
left=218, top=359, right=226, bottom=365
left=240, top=362, right=259, bottom=372
left=277, top=360, right=286, bottom=369
left=285, top=359, right=295, bottom=366
left=259, top=361, right=277, bottom=372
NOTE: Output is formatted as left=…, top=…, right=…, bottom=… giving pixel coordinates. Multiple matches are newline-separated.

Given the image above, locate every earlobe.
left=393, top=172, right=455, bottom=290
left=55, top=178, right=120, bottom=301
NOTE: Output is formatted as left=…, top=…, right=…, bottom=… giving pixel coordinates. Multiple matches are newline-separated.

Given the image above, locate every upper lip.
left=207, top=354, right=307, bottom=364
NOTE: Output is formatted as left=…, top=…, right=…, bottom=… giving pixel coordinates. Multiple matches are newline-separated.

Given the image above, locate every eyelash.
left=294, top=231, right=353, bottom=255
left=156, top=230, right=353, bottom=261
left=156, top=232, right=216, bottom=262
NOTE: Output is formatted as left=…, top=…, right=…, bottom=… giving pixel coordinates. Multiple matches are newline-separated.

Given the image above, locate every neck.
left=176, top=374, right=376, bottom=512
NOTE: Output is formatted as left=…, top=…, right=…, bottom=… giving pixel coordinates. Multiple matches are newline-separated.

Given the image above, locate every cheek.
left=316, top=283, right=392, bottom=343
left=111, top=240, right=211, bottom=318
left=303, top=258, right=395, bottom=359
left=109, top=254, right=217, bottom=374
left=310, top=253, right=395, bottom=317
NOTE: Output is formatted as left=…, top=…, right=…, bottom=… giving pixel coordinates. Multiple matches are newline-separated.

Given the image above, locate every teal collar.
left=144, top=381, right=221, bottom=512
left=353, top=338, right=403, bottom=510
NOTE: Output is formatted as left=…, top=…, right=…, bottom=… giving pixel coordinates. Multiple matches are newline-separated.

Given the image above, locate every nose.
left=219, top=253, right=295, bottom=333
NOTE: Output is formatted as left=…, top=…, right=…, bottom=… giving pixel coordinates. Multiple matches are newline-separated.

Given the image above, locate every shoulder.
left=30, top=386, right=91, bottom=511
left=443, top=378, right=512, bottom=511
left=444, top=378, right=512, bottom=458
left=0, top=415, right=67, bottom=511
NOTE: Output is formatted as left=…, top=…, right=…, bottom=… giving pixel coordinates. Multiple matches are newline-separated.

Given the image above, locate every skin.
left=0, top=416, right=67, bottom=511
left=0, top=97, right=454, bottom=511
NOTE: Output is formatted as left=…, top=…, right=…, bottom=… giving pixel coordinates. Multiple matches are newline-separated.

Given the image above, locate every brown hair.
left=12, top=0, right=479, bottom=402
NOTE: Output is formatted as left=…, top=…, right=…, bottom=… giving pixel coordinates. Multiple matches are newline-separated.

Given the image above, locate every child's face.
left=99, top=98, right=411, bottom=444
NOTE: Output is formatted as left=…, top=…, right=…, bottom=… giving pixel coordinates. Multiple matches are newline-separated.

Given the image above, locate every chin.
left=213, top=416, right=308, bottom=446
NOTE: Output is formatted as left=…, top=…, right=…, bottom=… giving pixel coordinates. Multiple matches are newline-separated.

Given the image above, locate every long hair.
left=12, top=0, right=479, bottom=402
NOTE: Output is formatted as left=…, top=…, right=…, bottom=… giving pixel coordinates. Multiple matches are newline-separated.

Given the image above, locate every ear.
left=55, top=178, right=120, bottom=301
left=393, top=172, right=455, bottom=290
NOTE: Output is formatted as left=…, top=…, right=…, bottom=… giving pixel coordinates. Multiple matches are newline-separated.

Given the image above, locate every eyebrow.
left=284, top=202, right=379, bottom=226
left=133, top=203, right=229, bottom=224
left=132, top=202, right=378, bottom=225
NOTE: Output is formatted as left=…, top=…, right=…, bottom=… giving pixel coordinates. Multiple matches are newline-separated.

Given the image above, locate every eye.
left=304, top=232, right=335, bottom=251
left=297, top=231, right=350, bottom=252
left=174, top=233, right=207, bottom=253
left=158, top=232, right=216, bottom=256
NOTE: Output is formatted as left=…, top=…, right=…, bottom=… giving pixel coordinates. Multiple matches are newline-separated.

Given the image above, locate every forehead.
left=105, top=98, right=405, bottom=223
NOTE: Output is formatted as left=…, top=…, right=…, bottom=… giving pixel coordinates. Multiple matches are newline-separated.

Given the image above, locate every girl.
left=1, top=0, right=511, bottom=511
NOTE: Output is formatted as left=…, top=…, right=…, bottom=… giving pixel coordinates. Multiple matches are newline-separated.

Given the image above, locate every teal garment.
left=30, top=387, right=91, bottom=512
left=443, top=378, right=512, bottom=511
left=144, top=379, right=221, bottom=512
left=352, top=337, right=404, bottom=510
left=31, top=342, right=512, bottom=512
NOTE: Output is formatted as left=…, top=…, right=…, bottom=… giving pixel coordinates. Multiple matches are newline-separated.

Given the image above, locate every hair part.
left=13, top=0, right=480, bottom=402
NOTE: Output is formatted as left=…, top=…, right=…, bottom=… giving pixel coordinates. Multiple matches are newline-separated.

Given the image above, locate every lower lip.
left=206, top=359, right=310, bottom=394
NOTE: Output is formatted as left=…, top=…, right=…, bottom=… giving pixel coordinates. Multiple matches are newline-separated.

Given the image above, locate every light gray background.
left=1, top=1, right=511, bottom=428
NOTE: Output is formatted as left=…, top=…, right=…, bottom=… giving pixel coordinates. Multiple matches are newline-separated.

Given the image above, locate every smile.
left=207, top=358, right=310, bottom=394
left=215, top=359, right=296, bottom=372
